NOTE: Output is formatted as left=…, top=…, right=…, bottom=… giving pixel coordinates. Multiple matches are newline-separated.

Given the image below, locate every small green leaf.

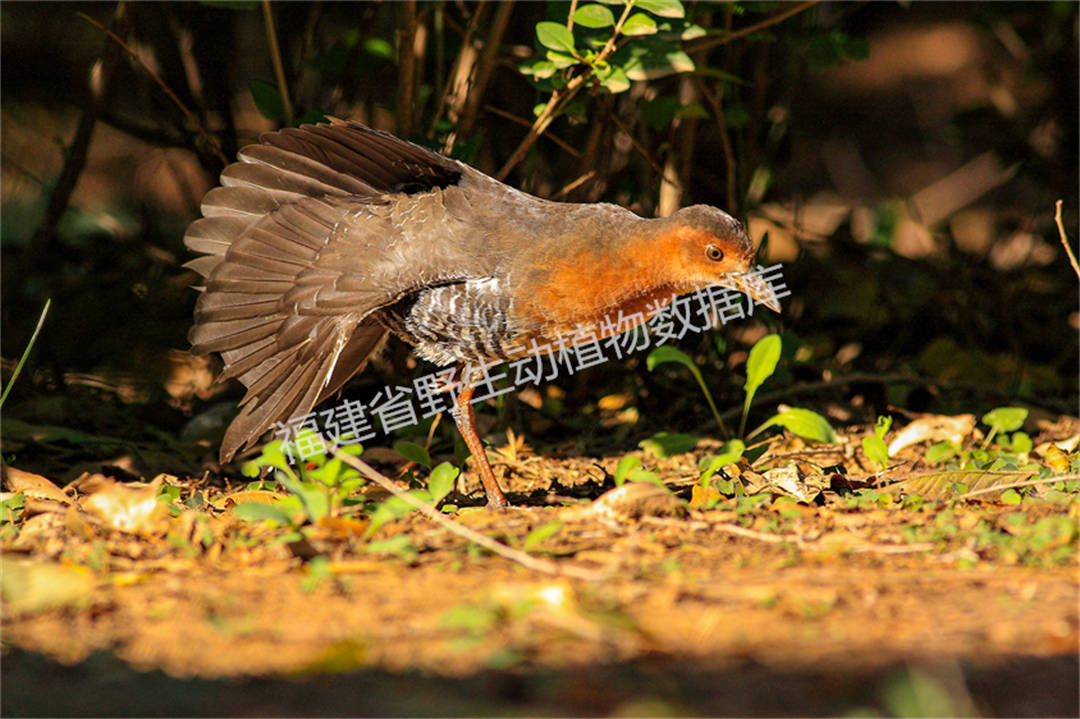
left=546, top=50, right=578, bottom=69
left=536, top=21, right=576, bottom=54
left=521, top=59, right=556, bottom=79
left=614, top=455, right=643, bottom=486
left=249, top=79, right=286, bottom=122
left=863, top=435, right=889, bottom=471
left=233, top=502, right=294, bottom=525
left=1010, top=432, right=1033, bottom=454
left=598, top=65, right=630, bottom=93
left=639, top=432, right=698, bottom=458
left=523, top=521, right=564, bottom=550
left=363, top=37, right=395, bottom=61
left=925, top=441, right=956, bottom=464
left=982, top=407, right=1028, bottom=434
left=428, top=462, right=459, bottom=504
left=365, top=535, right=417, bottom=557
left=874, top=415, right=893, bottom=440
left=1000, top=488, right=1022, bottom=505
left=646, top=345, right=696, bottom=373
left=626, top=469, right=665, bottom=487
left=634, top=0, right=685, bottom=19
left=394, top=441, right=431, bottom=467
left=621, top=13, right=658, bottom=36
left=698, top=439, right=746, bottom=483
left=752, top=408, right=837, bottom=444
left=573, top=4, right=615, bottom=28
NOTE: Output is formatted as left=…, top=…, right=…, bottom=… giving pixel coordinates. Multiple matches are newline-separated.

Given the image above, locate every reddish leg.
left=452, top=380, right=509, bottom=508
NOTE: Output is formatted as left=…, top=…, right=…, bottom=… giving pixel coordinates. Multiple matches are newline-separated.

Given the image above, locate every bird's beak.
left=717, top=271, right=782, bottom=313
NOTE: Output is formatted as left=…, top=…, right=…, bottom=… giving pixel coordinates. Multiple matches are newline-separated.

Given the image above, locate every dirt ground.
left=2, top=440, right=1077, bottom=717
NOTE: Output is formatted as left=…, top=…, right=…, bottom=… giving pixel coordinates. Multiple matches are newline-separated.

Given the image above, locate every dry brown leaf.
left=2, top=467, right=70, bottom=504
left=888, top=414, right=976, bottom=455
left=77, top=475, right=167, bottom=534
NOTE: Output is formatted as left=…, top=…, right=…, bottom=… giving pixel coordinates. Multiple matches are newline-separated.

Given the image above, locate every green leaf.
left=233, top=502, right=294, bottom=525
left=1010, top=432, right=1033, bottom=454
left=536, top=21, right=576, bottom=54
left=0, top=298, right=49, bottom=409
left=646, top=344, right=695, bottom=373
left=634, top=0, right=685, bottom=19
left=573, top=4, right=615, bottom=28
left=523, top=521, right=564, bottom=550
left=546, top=50, right=578, bottom=69
left=598, top=65, right=630, bottom=93
left=698, top=439, right=746, bottom=483
left=752, top=408, right=837, bottom=444
left=365, top=535, right=417, bottom=558
left=745, top=334, right=781, bottom=401
left=428, top=462, right=459, bottom=504
left=621, top=13, right=658, bottom=36
left=394, top=441, right=431, bottom=467
left=982, top=407, right=1028, bottom=434
left=925, top=441, right=956, bottom=465
left=874, top=415, right=893, bottom=440
left=862, top=435, right=889, bottom=471
left=614, top=455, right=643, bottom=486
left=639, top=432, right=698, bottom=458
left=249, top=79, right=286, bottom=122
left=521, top=59, right=556, bottom=79
left=675, top=102, right=709, bottom=120
left=617, top=37, right=695, bottom=80
left=363, top=37, right=395, bottom=61
left=626, top=469, right=665, bottom=487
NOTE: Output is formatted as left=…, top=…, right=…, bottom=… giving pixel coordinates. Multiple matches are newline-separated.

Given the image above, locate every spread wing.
left=184, top=120, right=471, bottom=462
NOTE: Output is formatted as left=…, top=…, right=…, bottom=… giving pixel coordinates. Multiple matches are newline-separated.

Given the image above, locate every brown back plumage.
left=185, top=120, right=466, bottom=462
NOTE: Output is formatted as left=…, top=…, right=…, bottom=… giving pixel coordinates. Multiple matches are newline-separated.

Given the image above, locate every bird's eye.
left=706, top=244, right=724, bottom=262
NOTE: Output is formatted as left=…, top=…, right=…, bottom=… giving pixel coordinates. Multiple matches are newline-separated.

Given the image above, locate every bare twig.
left=261, top=0, right=294, bottom=126
left=483, top=104, right=582, bottom=159
left=642, top=517, right=934, bottom=554
left=77, top=11, right=227, bottom=166
left=691, top=0, right=821, bottom=53
left=455, top=0, right=514, bottom=137
left=610, top=114, right=683, bottom=190
left=696, top=77, right=739, bottom=213
left=959, top=474, right=1080, bottom=500
left=552, top=170, right=596, bottom=200
left=330, top=447, right=606, bottom=581
left=30, top=4, right=129, bottom=258
left=396, top=0, right=419, bottom=136
left=430, top=0, right=486, bottom=136
left=1054, top=200, right=1080, bottom=279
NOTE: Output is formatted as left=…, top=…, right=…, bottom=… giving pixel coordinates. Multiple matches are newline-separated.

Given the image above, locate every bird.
left=184, top=118, right=780, bottom=507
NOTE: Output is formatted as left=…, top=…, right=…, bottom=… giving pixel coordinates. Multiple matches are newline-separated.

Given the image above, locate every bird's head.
left=660, top=205, right=780, bottom=312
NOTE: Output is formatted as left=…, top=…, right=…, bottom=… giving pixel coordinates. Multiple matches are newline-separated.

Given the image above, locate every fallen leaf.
left=1, top=467, right=70, bottom=504
left=888, top=414, right=976, bottom=455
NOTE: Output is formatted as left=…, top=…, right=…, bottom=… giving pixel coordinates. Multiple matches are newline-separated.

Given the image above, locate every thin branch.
left=30, top=4, right=130, bottom=258
left=959, top=474, right=1080, bottom=500
left=261, top=0, right=294, bottom=126
left=77, top=11, right=227, bottom=165
left=552, top=170, right=596, bottom=200
left=696, top=76, right=739, bottom=213
left=396, top=0, right=419, bottom=136
left=330, top=447, right=606, bottom=581
left=610, top=114, right=683, bottom=190
left=483, top=104, right=582, bottom=159
left=496, top=1, right=635, bottom=181
left=456, top=0, right=514, bottom=136
left=691, top=0, right=821, bottom=53
left=1054, top=200, right=1080, bottom=279
left=429, top=0, right=486, bottom=136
